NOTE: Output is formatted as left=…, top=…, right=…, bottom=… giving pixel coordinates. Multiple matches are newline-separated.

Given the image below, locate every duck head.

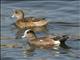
left=22, top=29, right=37, bottom=40
left=12, top=9, right=24, bottom=20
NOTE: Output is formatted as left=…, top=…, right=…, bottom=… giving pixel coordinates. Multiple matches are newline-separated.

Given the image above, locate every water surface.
left=1, top=0, right=80, bottom=60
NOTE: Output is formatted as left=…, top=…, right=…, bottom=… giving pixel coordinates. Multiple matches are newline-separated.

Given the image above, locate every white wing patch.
left=40, top=40, right=43, bottom=42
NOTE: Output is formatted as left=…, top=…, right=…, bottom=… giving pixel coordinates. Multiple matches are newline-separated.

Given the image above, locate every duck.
left=22, top=29, right=70, bottom=51
left=11, top=9, right=48, bottom=32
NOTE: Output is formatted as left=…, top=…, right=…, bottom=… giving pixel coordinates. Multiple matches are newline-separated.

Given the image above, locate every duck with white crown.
left=22, top=29, right=70, bottom=51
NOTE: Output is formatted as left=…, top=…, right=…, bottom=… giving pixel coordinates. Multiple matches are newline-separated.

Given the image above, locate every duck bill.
left=11, top=15, right=15, bottom=18
left=22, top=35, right=26, bottom=38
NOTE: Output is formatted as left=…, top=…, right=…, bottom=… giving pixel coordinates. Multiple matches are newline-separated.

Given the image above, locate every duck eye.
left=27, top=31, right=30, bottom=34
left=27, top=30, right=32, bottom=34
left=15, top=11, right=18, bottom=14
left=27, top=30, right=34, bottom=34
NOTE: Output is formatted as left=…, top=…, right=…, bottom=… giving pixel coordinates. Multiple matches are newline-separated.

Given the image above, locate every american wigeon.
left=11, top=9, right=48, bottom=32
left=22, top=29, right=70, bottom=51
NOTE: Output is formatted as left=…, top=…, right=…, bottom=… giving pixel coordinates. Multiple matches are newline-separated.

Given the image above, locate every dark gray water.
left=1, top=0, right=80, bottom=60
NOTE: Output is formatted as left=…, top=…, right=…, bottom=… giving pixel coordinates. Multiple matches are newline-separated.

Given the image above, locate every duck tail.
left=59, top=35, right=70, bottom=48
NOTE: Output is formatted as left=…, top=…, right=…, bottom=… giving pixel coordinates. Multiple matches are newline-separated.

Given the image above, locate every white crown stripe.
left=24, top=29, right=31, bottom=35
left=22, top=29, right=31, bottom=38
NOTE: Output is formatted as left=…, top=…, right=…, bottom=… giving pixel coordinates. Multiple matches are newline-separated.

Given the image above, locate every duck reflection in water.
left=11, top=25, right=48, bottom=39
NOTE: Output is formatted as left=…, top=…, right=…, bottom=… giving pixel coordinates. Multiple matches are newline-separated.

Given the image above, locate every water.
left=1, top=0, right=80, bottom=60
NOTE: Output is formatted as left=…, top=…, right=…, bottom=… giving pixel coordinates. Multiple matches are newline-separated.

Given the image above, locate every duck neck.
left=17, top=16, right=24, bottom=20
left=28, top=34, right=37, bottom=41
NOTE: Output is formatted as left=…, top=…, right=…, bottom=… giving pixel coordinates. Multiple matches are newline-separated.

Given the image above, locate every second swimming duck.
left=22, top=29, right=69, bottom=51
